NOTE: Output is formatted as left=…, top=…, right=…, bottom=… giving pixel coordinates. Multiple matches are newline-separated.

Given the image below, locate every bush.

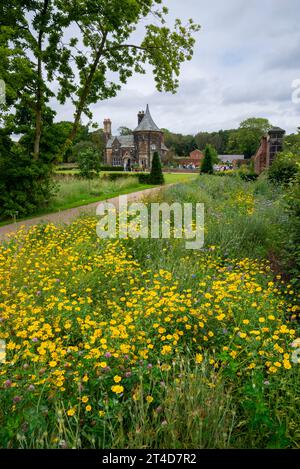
left=282, top=173, right=300, bottom=287
left=237, top=165, right=258, bottom=181
left=77, top=148, right=101, bottom=179
left=0, top=147, right=55, bottom=220
left=268, top=151, right=300, bottom=185
left=100, top=166, right=124, bottom=172
left=149, top=151, right=165, bottom=184
left=138, top=173, right=151, bottom=184
left=239, top=172, right=258, bottom=181
left=102, top=173, right=138, bottom=181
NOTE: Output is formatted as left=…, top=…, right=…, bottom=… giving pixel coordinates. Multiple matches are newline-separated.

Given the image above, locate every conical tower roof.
left=134, top=105, right=161, bottom=132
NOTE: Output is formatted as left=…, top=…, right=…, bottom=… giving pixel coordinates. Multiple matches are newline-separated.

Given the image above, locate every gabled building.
left=103, top=105, right=168, bottom=170
left=178, top=149, right=204, bottom=168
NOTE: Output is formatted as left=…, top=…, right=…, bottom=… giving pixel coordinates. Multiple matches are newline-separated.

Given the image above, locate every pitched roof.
left=218, top=155, right=244, bottom=162
left=268, top=126, right=285, bottom=134
left=106, top=135, right=134, bottom=149
left=134, top=104, right=161, bottom=132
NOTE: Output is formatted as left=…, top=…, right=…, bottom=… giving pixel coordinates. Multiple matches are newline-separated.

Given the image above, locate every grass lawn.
left=0, top=172, right=197, bottom=226
left=0, top=174, right=299, bottom=448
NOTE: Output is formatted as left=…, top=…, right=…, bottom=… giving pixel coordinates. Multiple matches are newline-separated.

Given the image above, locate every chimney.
left=103, top=118, right=112, bottom=141
left=138, top=110, right=145, bottom=125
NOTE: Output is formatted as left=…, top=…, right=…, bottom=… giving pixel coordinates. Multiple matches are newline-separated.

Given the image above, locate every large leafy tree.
left=1, top=0, right=200, bottom=161
left=227, top=118, right=271, bottom=158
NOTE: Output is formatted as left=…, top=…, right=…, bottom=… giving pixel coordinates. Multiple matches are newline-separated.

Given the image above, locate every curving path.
left=0, top=185, right=169, bottom=242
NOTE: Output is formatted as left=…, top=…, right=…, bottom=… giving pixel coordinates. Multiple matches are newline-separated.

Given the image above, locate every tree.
left=200, top=145, right=214, bottom=174
left=232, top=118, right=272, bottom=158
left=149, top=151, right=164, bottom=184
left=118, top=126, right=132, bottom=136
left=77, top=148, right=101, bottom=180
left=0, top=1, right=71, bottom=159
left=284, top=128, right=300, bottom=156
left=1, top=1, right=200, bottom=161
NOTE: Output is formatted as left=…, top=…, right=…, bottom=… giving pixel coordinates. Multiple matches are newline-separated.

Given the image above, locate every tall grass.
left=50, top=175, right=140, bottom=210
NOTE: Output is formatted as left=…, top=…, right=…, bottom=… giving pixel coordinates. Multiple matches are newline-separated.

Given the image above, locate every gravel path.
left=0, top=185, right=168, bottom=242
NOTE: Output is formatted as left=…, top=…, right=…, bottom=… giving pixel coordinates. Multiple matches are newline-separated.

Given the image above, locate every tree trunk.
left=33, top=58, right=42, bottom=160
left=58, top=32, right=108, bottom=161
left=33, top=0, right=49, bottom=160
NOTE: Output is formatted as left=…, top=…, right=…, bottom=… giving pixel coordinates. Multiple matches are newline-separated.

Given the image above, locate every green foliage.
left=118, top=127, right=132, bottom=136
left=149, top=151, right=165, bottom=184
left=268, top=151, right=300, bottom=185
left=1, top=1, right=200, bottom=160
left=162, top=129, right=198, bottom=156
left=282, top=173, right=300, bottom=287
left=0, top=146, right=55, bottom=219
left=195, top=129, right=236, bottom=154
left=228, top=118, right=271, bottom=158
left=77, top=148, right=101, bottom=180
left=200, top=145, right=214, bottom=174
left=238, top=165, right=259, bottom=181
left=100, top=166, right=124, bottom=172
left=284, top=128, right=300, bottom=156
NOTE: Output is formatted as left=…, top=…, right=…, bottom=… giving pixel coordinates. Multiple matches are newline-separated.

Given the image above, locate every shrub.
left=138, top=173, right=151, bottom=184
left=0, top=147, right=55, bottom=220
left=200, top=145, right=214, bottom=174
left=149, top=151, right=165, bottom=184
left=77, top=148, right=101, bottom=179
left=282, top=173, right=300, bottom=287
left=268, top=151, right=300, bottom=185
left=237, top=165, right=258, bottom=181
left=100, top=166, right=124, bottom=172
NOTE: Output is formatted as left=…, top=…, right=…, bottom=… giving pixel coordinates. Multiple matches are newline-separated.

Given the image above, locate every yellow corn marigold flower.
left=67, top=408, right=76, bottom=416
left=86, top=405, right=92, bottom=412
left=283, top=360, right=292, bottom=370
left=82, top=396, right=89, bottom=403
left=111, top=385, right=124, bottom=394
left=99, top=410, right=105, bottom=417
left=195, top=353, right=203, bottom=364
left=113, top=375, right=122, bottom=383
left=146, top=395, right=153, bottom=404
left=161, top=364, right=171, bottom=371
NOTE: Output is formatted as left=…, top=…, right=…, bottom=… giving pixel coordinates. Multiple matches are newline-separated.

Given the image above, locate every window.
left=112, top=156, right=122, bottom=166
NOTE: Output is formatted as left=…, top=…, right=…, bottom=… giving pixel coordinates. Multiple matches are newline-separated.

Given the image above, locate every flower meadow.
left=0, top=176, right=300, bottom=448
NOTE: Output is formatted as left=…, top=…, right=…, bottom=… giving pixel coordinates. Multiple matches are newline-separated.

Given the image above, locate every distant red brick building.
left=253, top=127, right=285, bottom=174
left=180, top=149, right=204, bottom=167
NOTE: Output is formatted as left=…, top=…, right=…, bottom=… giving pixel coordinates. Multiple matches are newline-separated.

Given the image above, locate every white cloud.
left=52, top=0, right=300, bottom=134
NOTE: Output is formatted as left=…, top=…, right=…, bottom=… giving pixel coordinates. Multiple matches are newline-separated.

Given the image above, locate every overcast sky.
left=53, top=0, right=300, bottom=135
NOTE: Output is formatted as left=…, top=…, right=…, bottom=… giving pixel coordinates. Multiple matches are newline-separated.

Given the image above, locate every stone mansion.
left=103, top=105, right=168, bottom=170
